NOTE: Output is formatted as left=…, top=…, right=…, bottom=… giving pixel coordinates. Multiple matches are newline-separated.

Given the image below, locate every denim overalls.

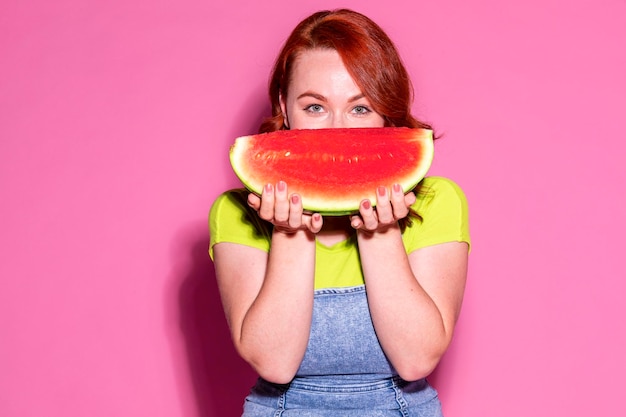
left=242, top=285, right=443, bottom=416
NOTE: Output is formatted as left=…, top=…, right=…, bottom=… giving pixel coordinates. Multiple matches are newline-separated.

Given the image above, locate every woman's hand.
left=248, top=181, right=324, bottom=234
left=350, top=184, right=416, bottom=232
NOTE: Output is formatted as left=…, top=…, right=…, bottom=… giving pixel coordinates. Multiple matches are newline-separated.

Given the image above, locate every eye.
left=304, top=104, right=324, bottom=113
left=352, top=105, right=371, bottom=115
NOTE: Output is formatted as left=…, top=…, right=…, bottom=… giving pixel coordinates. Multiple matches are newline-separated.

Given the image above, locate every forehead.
left=288, top=48, right=361, bottom=96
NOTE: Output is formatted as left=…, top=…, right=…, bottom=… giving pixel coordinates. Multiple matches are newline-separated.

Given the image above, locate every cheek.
left=289, top=116, right=326, bottom=130
left=362, top=113, right=386, bottom=128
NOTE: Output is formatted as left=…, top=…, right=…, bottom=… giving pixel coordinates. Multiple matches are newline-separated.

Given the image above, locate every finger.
left=404, top=190, right=417, bottom=207
left=258, top=183, right=275, bottom=221
left=375, top=186, right=394, bottom=224
left=359, top=199, right=378, bottom=230
left=310, top=213, right=323, bottom=233
left=390, top=183, right=410, bottom=219
left=247, top=193, right=261, bottom=211
left=273, top=181, right=289, bottom=222
left=288, top=194, right=303, bottom=228
left=350, top=214, right=363, bottom=229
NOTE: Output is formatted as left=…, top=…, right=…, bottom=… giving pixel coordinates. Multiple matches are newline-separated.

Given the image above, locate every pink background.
left=1, top=0, right=625, bottom=416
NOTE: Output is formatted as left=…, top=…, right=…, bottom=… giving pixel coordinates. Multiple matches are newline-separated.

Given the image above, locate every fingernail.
left=393, top=183, right=401, bottom=193
left=265, top=184, right=273, bottom=193
left=277, top=181, right=286, bottom=192
left=378, top=186, right=386, bottom=196
left=362, top=200, right=371, bottom=210
left=291, top=194, right=299, bottom=204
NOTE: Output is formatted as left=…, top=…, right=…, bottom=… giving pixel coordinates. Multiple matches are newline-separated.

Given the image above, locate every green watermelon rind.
left=229, top=127, right=434, bottom=216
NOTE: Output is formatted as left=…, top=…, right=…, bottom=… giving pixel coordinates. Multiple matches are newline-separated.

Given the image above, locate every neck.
left=316, top=216, right=353, bottom=246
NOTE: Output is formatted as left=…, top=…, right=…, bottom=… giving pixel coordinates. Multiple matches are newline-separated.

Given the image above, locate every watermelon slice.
left=229, top=127, right=434, bottom=215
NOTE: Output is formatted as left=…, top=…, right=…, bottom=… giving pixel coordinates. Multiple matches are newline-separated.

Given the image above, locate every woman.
left=209, top=9, right=470, bottom=416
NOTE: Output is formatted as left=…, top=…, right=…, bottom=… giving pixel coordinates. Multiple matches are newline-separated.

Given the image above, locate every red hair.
left=259, top=9, right=433, bottom=133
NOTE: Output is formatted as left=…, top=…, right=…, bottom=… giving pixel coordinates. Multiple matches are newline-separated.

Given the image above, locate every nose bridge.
left=330, top=112, right=345, bottom=128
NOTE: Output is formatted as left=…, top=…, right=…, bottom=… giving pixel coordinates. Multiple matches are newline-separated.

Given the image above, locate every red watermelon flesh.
left=229, top=127, right=434, bottom=215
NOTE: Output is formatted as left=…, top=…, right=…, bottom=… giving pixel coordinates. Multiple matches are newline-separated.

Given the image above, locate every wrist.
left=272, top=227, right=316, bottom=242
left=356, top=222, right=402, bottom=240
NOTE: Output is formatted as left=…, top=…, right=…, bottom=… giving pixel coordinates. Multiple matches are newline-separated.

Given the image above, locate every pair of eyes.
left=304, top=104, right=373, bottom=116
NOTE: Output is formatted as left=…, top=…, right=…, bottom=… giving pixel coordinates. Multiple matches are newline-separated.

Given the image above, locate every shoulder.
left=210, top=188, right=268, bottom=232
left=209, top=188, right=249, bottom=235
left=414, top=176, right=469, bottom=213
left=403, top=176, right=471, bottom=251
left=209, top=188, right=272, bottom=258
left=210, top=188, right=250, bottom=216
left=420, top=176, right=467, bottom=196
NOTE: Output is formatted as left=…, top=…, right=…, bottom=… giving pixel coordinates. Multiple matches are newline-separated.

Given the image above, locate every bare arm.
left=213, top=181, right=322, bottom=384
left=352, top=185, right=468, bottom=381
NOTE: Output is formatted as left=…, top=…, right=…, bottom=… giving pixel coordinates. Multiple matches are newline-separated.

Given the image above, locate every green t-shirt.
left=209, top=176, right=470, bottom=289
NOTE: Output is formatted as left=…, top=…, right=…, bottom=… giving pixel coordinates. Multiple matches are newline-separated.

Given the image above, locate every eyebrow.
left=296, top=91, right=366, bottom=102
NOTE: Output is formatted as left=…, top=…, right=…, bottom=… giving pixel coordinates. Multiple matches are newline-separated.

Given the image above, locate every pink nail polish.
left=393, top=183, right=401, bottom=193
left=291, top=194, right=300, bottom=204
left=277, top=181, right=286, bottom=192
left=265, top=184, right=273, bottom=193
left=362, top=200, right=371, bottom=210
left=378, top=186, right=386, bottom=196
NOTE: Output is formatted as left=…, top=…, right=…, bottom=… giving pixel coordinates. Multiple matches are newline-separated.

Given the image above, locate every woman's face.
left=280, top=49, right=385, bottom=130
